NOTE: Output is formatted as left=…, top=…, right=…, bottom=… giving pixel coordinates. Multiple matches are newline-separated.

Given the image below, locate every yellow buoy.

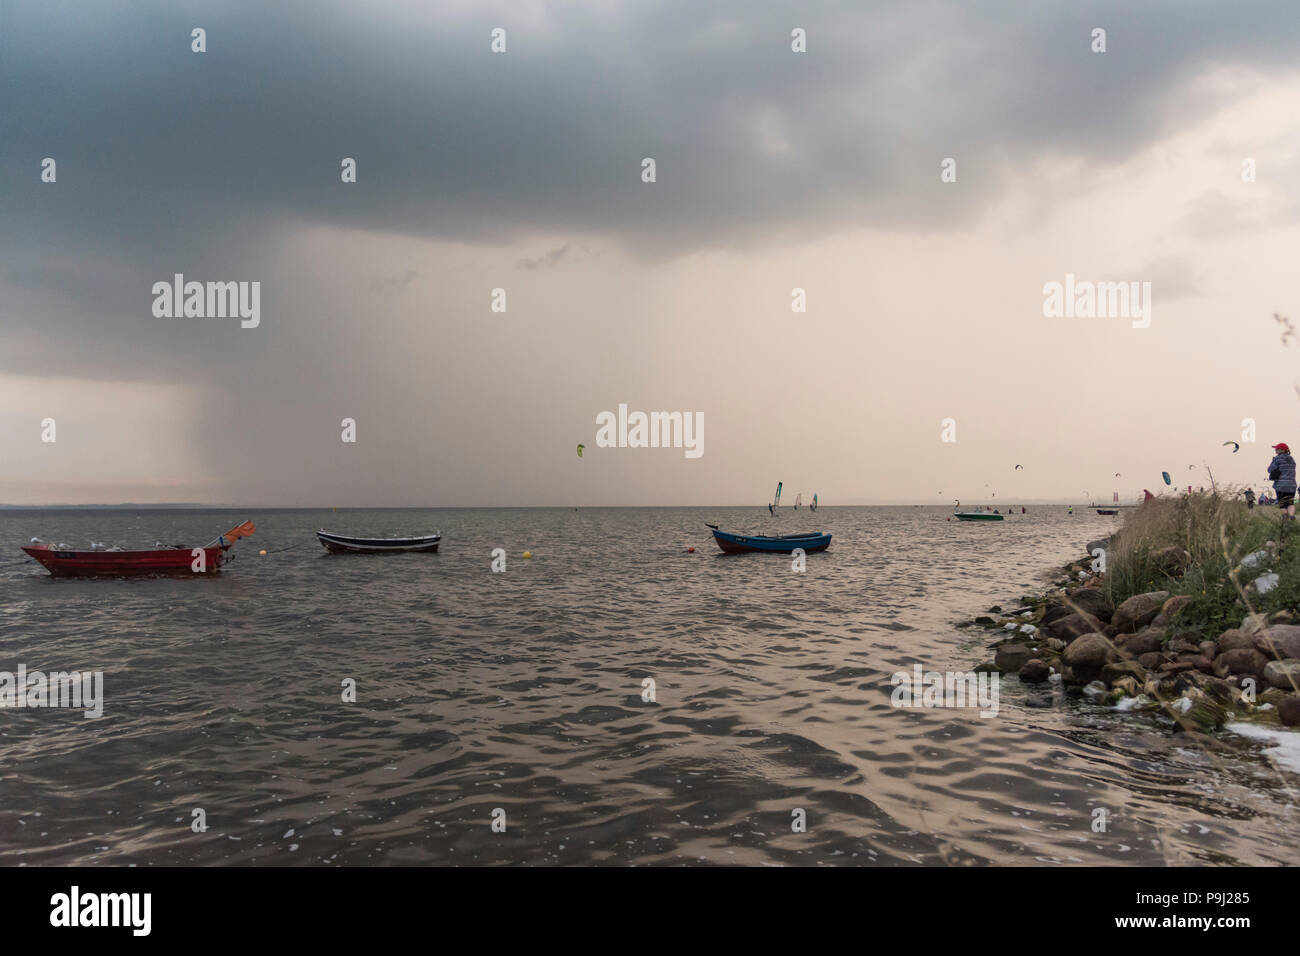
left=522, top=551, right=532, bottom=559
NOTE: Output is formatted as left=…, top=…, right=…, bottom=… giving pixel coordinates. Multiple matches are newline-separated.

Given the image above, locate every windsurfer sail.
left=794, top=492, right=802, bottom=509
left=810, top=493, right=818, bottom=512
left=769, top=481, right=782, bottom=516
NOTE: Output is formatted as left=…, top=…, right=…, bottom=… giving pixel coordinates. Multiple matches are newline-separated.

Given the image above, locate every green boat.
left=953, top=502, right=1004, bottom=521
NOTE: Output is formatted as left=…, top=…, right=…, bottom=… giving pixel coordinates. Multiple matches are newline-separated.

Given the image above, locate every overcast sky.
left=2, top=0, right=1298, bottom=506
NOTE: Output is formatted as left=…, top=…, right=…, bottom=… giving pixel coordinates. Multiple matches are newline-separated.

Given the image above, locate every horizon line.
left=0, top=500, right=1146, bottom=510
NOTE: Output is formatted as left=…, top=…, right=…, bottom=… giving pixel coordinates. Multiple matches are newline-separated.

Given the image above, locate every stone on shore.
left=1213, top=648, right=1270, bottom=682
left=1137, top=651, right=1166, bottom=669
left=1111, top=591, right=1169, bottom=634
left=1040, top=603, right=1076, bottom=627
left=1042, top=612, right=1106, bottom=644
left=1060, top=587, right=1114, bottom=623
left=1263, top=659, right=1300, bottom=690
left=1238, top=550, right=1270, bottom=571
left=1253, top=573, right=1280, bottom=594
left=1018, top=659, right=1051, bottom=683
left=1112, top=676, right=1141, bottom=698
left=1081, top=680, right=1109, bottom=701
left=1241, top=612, right=1268, bottom=634
left=1253, top=624, right=1300, bottom=661
left=1119, top=630, right=1163, bottom=656
left=1216, top=629, right=1256, bottom=653
left=1062, top=633, right=1118, bottom=684
left=1102, top=660, right=1146, bottom=686
left=1279, top=697, right=1300, bottom=727
left=995, top=644, right=1034, bottom=673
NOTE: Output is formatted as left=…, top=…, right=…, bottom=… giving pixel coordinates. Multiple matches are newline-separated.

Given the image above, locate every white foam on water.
left=1114, top=695, right=1153, bottom=712
left=1225, top=722, right=1300, bottom=774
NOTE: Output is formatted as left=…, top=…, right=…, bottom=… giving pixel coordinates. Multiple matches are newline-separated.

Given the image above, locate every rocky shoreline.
left=962, top=535, right=1300, bottom=737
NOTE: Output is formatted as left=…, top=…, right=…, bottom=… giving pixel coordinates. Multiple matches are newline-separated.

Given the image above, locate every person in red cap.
left=1267, top=442, right=1296, bottom=518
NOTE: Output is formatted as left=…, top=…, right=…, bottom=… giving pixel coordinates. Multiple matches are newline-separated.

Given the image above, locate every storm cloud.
left=2, top=0, right=1297, bottom=504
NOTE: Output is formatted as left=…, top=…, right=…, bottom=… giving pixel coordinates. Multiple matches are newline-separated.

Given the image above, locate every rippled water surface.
left=1, top=507, right=1296, bottom=866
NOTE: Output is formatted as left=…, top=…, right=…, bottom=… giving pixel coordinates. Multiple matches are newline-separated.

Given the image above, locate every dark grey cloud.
left=4, top=0, right=1298, bottom=268
left=2, top=0, right=1294, bottom=377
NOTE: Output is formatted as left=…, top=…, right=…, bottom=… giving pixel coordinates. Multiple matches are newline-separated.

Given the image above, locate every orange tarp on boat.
left=216, top=521, right=256, bottom=546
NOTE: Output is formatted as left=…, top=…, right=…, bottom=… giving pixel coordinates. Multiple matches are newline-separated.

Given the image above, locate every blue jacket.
left=1268, top=452, right=1297, bottom=492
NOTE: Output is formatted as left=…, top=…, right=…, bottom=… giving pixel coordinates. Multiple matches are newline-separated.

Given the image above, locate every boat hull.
left=711, top=529, right=831, bottom=554
left=317, top=530, right=441, bottom=554
left=954, top=513, right=1004, bottom=521
left=21, top=545, right=226, bottom=577
left=1096, top=509, right=1118, bottom=515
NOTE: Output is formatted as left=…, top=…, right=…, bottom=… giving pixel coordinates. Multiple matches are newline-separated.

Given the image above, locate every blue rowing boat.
left=707, top=525, right=831, bottom=554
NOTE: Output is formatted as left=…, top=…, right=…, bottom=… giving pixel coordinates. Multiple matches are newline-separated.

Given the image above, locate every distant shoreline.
left=0, top=502, right=1136, bottom=510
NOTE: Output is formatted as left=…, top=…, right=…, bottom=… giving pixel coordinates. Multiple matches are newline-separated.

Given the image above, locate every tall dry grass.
left=1104, top=491, right=1295, bottom=638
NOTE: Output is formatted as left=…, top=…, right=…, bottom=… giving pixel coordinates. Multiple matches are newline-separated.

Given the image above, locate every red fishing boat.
left=21, top=521, right=256, bottom=577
